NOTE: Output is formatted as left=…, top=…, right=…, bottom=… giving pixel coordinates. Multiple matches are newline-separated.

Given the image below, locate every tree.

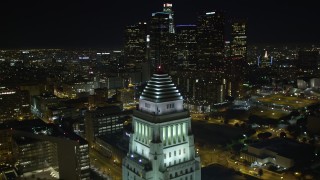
left=258, top=169, right=263, bottom=176
left=302, top=137, right=307, bottom=143
left=309, top=139, right=315, bottom=145
left=280, top=132, right=286, bottom=138
left=290, top=110, right=300, bottom=117
left=240, top=123, right=246, bottom=129
left=257, top=132, right=272, bottom=139
left=244, top=128, right=256, bottom=137
left=268, top=165, right=277, bottom=171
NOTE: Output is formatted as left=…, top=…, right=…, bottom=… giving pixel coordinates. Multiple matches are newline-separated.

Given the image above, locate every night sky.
left=1, top=0, right=319, bottom=49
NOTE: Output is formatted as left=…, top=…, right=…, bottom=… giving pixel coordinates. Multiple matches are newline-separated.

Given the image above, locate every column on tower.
left=182, top=122, right=187, bottom=141
left=168, top=125, right=171, bottom=145
left=171, top=125, right=174, bottom=145
left=148, top=126, right=152, bottom=145
left=142, top=123, right=145, bottom=143
left=177, top=123, right=181, bottom=143
left=173, top=124, right=176, bottom=144
left=162, top=127, right=166, bottom=146
left=137, top=122, right=139, bottom=140
left=139, top=122, right=142, bottom=141
left=176, top=124, right=179, bottom=143
left=135, top=121, right=138, bottom=140
left=144, top=124, right=148, bottom=144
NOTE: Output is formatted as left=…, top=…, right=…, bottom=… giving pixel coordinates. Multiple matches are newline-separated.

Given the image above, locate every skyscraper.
left=231, top=20, right=247, bottom=61
left=197, top=11, right=225, bottom=69
left=124, top=22, right=148, bottom=65
left=175, top=25, right=197, bottom=68
left=149, top=3, right=176, bottom=70
left=122, top=71, right=201, bottom=180
left=163, top=3, right=175, bottom=34
left=228, top=19, right=248, bottom=98
left=149, top=12, right=174, bottom=69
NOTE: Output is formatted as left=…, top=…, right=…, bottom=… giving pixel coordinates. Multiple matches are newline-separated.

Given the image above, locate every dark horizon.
left=1, top=0, right=320, bottom=49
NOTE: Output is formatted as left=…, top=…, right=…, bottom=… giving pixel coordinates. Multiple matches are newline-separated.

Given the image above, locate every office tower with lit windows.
left=1, top=119, right=90, bottom=180
left=124, top=22, right=148, bottom=65
left=163, top=3, right=175, bottom=34
left=231, top=20, right=247, bottom=60
left=14, top=137, right=58, bottom=174
left=0, top=87, right=31, bottom=123
left=197, top=11, right=225, bottom=69
left=85, top=106, right=130, bottom=145
left=122, top=72, right=201, bottom=180
left=149, top=4, right=176, bottom=69
left=175, top=25, right=197, bottom=68
left=228, top=19, right=248, bottom=98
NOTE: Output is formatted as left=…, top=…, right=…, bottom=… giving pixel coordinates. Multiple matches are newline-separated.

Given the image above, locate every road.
left=90, top=148, right=122, bottom=180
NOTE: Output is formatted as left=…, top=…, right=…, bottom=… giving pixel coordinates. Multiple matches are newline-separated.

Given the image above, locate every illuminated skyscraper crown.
left=140, top=73, right=182, bottom=103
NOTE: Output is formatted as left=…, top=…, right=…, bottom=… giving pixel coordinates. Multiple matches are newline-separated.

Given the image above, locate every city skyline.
left=1, top=0, right=320, bottom=49
left=1, top=1, right=320, bottom=177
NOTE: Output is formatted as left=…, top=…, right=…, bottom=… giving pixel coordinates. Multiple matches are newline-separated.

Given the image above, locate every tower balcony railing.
left=124, top=153, right=152, bottom=172
left=133, top=109, right=190, bottom=123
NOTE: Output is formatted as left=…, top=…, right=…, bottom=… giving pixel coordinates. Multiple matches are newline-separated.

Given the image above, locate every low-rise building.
left=85, top=106, right=132, bottom=146
left=241, top=138, right=314, bottom=169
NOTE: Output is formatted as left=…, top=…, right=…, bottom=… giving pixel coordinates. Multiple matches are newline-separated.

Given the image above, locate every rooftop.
left=250, top=138, right=314, bottom=159
left=140, top=73, right=182, bottom=103
left=0, top=119, right=87, bottom=145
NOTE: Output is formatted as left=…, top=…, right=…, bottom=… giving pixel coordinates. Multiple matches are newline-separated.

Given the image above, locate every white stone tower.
left=122, top=71, right=201, bottom=180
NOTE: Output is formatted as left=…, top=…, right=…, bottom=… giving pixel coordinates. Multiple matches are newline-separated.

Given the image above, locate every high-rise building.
left=116, top=88, right=135, bottom=104
left=228, top=19, right=248, bottom=98
left=231, top=20, right=247, bottom=60
left=149, top=3, right=176, bottom=70
left=197, top=11, right=225, bottom=69
left=0, top=87, right=31, bottom=123
left=122, top=71, right=201, bottom=180
left=149, top=12, right=175, bottom=69
left=14, top=137, right=58, bottom=174
left=88, top=88, right=109, bottom=108
left=1, top=119, right=90, bottom=180
left=163, top=3, right=175, bottom=34
left=175, top=25, right=197, bottom=68
left=124, top=22, right=148, bottom=65
left=224, top=41, right=232, bottom=58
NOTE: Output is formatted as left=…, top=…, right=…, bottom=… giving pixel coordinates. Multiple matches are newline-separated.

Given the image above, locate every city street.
left=90, top=148, right=122, bottom=180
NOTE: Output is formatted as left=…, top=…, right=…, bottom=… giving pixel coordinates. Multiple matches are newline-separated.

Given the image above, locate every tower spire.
left=264, top=50, right=268, bottom=58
